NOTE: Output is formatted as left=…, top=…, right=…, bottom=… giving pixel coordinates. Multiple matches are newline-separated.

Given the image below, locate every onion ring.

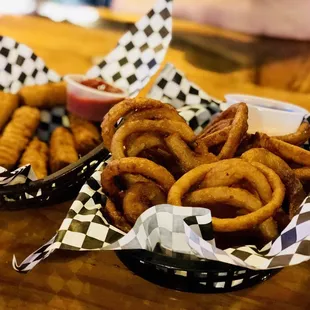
left=165, top=133, right=218, bottom=172
left=124, top=107, right=185, bottom=124
left=273, top=122, right=310, bottom=145
left=167, top=160, right=285, bottom=231
left=193, top=139, right=213, bottom=155
left=207, top=118, right=233, bottom=134
left=126, top=132, right=166, bottom=157
left=184, top=187, right=262, bottom=210
left=197, top=119, right=233, bottom=137
left=184, top=186, right=278, bottom=240
left=258, top=132, right=310, bottom=166
left=241, top=148, right=306, bottom=218
left=140, top=148, right=184, bottom=178
left=101, top=97, right=176, bottom=150
left=120, top=174, right=149, bottom=188
left=294, top=167, right=310, bottom=182
left=195, top=103, right=248, bottom=158
left=101, top=157, right=175, bottom=199
left=235, top=133, right=257, bottom=156
left=199, top=158, right=272, bottom=204
left=203, top=104, right=240, bottom=132
left=104, top=199, right=132, bottom=233
left=195, top=104, right=239, bottom=142
left=123, top=182, right=166, bottom=224
left=196, top=127, right=230, bottom=148
left=218, top=103, right=248, bottom=159
left=110, top=120, right=195, bottom=159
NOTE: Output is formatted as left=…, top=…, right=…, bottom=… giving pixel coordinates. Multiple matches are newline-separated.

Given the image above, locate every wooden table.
left=0, top=15, right=310, bottom=310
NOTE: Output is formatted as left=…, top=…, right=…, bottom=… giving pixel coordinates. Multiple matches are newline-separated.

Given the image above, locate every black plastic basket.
left=0, top=143, right=109, bottom=210
left=117, top=249, right=280, bottom=293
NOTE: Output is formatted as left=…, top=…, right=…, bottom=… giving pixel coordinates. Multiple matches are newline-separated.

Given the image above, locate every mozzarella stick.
left=19, top=137, right=49, bottom=179
left=0, top=106, right=40, bottom=169
left=19, top=82, right=66, bottom=108
left=0, top=92, right=19, bottom=131
left=49, top=127, right=79, bottom=173
left=69, top=114, right=101, bottom=155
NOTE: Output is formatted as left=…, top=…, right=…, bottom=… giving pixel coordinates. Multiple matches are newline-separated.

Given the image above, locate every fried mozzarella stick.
left=0, top=92, right=19, bottom=131
left=19, top=137, right=49, bottom=179
left=19, top=82, right=66, bottom=108
left=0, top=106, right=40, bottom=169
left=69, top=114, right=101, bottom=155
left=49, top=127, right=79, bottom=173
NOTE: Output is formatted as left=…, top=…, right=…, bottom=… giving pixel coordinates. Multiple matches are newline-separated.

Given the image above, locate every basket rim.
left=0, top=143, right=107, bottom=195
left=116, top=249, right=273, bottom=273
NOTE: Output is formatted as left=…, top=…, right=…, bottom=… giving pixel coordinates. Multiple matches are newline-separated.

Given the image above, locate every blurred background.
left=2, top=0, right=310, bottom=40
left=2, top=0, right=310, bottom=95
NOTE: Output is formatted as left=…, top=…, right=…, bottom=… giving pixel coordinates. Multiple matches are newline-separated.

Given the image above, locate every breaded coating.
left=19, top=137, right=49, bottom=179
left=69, top=114, right=101, bottom=155
left=0, top=92, right=19, bottom=131
left=0, top=106, right=40, bottom=169
left=49, top=127, right=79, bottom=173
left=19, top=81, right=66, bottom=108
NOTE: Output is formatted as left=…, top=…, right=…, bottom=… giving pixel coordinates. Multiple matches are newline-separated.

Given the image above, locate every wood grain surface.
left=0, top=14, right=310, bottom=310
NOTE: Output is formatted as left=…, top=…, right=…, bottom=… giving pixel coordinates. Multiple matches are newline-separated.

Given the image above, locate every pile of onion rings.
left=100, top=97, right=310, bottom=246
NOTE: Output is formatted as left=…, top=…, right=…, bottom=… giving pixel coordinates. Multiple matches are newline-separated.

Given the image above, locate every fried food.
left=69, top=114, right=101, bottom=155
left=18, top=82, right=66, bottom=108
left=202, top=104, right=240, bottom=132
left=124, top=107, right=185, bottom=124
left=0, top=106, right=40, bottom=169
left=195, top=127, right=230, bottom=148
left=19, top=137, right=49, bottom=179
left=140, top=148, right=184, bottom=179
left=101, top=97, right=177, bottom=150
left=184, top=186, right=278, bottom=241
left=101, top=157, right=175, bottom=200
left=126, top=133, right=166, bottom=157
left=257, top=218, right=279, bottom=242
left=184, top=187, right=262, bottom=210
left=294, top=167, right=310, bottom=182
left=196, top=103, right=248, bottom=159
left=241, top=148, right=306, bottom=218
left=258, top=132, right=310, bottom=166
left=165, top=133, right=218, bottom=172
left=110, top=120, right=195, bottom=159
left=49, top=127, right=79, bottom=173
left=104, top=198, right=132, bottom=233
left=168, top=159, right=285, bottom=232
left=273, top=122, right=310, bottom=145
left=199, top=118, right=233, bottom=136
left=217, top=103, right=248, bottom=159
left=0, top=92, right=19, bottom=131
left=120, top=174, right=149, bottom=187
left=200, top=159, right=272, bottom=204
left=99, top=99, right=299, bottom=246
left=235, top=133, right=257, bottom=156
left=123, top=182, right=166, bottom=224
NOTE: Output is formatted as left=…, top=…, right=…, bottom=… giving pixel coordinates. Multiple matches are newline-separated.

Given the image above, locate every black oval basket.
left=117, top=249, right=280, bottom=293
left=0, top=143, right=109, bottom=210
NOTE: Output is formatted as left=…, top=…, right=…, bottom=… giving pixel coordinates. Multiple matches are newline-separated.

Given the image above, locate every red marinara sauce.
left=80, top=78, right=123, bottom=94
left=67, top=78, right=125, bottom=122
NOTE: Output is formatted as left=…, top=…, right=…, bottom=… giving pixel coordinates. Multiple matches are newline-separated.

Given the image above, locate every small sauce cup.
left=64, top=74, right=127, bottom=122
left=223, top=94, right=309, bottom=136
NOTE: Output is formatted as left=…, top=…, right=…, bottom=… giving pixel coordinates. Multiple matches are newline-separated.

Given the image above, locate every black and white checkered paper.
left=0, top=0, right=173, bottom=188
left=0, top=36, right=61, bottom=93
left=149, top=63, right=222, bottom=133
left=86, top=0, right=172, bottom=97
left=13, top=65, right=310, bottom=273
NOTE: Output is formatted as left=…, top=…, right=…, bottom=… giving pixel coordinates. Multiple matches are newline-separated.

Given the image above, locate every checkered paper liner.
left=13, top=65, right=310, bottom=273
left=12, top=163, right=310, bottom=273
left=0, top=0, right=173, bottom=188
